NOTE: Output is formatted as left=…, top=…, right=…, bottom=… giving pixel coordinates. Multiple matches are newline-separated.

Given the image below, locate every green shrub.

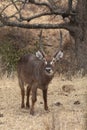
left=0, top=41, right=38, bottom=75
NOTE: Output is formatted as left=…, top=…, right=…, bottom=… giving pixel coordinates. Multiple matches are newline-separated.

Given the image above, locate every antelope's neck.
left=40, top=70, right=54, bottom=87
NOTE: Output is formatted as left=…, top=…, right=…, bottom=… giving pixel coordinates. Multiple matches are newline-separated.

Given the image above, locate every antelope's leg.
left=20, top=87, right=25, bottom=108
left=42, top=89, right=48, bottom=110
left=30, top=87, right=37, bottom=115
left=26, top=85, right=31, bottom=108
left=19, top=79, right=25, bottom=108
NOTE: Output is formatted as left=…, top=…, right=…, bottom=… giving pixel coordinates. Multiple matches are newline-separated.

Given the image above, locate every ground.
left=0, top=75, right=87, bottom=130
left=0, top=1, right=87, bottom=130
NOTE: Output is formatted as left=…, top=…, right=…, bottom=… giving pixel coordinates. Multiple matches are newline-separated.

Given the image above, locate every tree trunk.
left=72, top=0, right=87, bottom=73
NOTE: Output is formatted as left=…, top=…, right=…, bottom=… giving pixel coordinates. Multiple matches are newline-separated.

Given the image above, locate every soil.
left=0, top=75, right=87, bottom=130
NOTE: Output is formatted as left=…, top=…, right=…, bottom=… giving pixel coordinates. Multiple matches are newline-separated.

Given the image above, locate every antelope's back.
left=17, top=53, right=43, bottom=84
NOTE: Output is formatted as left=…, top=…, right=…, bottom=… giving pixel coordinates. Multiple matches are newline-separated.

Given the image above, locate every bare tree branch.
left=20, top=11, right=76, bottom=22
left=47, top=0, right=58, bottom=10
left=0, top=0, right=77, bottom=32
left=27, top=0, right=53, bottom=12
left=0, top=15, right=77, bottom=32
left=68, top=0, right=72, bottom=12
left=11, top=0, right=19, bottom=12
left=0, top=3, right=12, bottom=14
left=20, top=12, right=52, bottom=22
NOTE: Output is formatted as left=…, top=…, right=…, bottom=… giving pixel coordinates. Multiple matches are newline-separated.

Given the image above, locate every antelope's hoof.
left=30, top=109, right=34, bottom=115
left=21, top=104, right=25, bottom=108
left=45, top=106, right=50, bottom=112
left=26, top=103, right=30, bottom=109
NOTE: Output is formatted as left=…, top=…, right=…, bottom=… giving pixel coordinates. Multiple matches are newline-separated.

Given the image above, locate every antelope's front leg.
left=42, top=89, right=49, bottom=111
left=30, top=87, right=37, bottom=115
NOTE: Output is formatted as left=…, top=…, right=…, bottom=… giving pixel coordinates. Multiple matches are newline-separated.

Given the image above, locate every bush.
left=0, top=41, right=38, bottom=75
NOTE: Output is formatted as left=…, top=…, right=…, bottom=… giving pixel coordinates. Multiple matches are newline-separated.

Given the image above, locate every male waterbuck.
left=17, top=31, right=63, bottom=115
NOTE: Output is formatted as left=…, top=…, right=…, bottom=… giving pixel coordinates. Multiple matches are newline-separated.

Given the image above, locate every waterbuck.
left=17, top=31, right=63, bottom=115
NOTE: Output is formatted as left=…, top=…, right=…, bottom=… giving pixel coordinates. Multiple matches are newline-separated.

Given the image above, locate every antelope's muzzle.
left=45, top=67, right=54, bottom=75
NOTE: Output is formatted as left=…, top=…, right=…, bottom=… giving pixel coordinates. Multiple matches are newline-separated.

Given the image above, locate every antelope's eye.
left=50, top=61, right=53, bottom=65
left=45, top=61, right=47, bottom=65
left=50, top=58, right=56, bottom=65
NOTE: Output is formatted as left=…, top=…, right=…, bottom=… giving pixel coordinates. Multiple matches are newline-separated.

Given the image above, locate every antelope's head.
left=36, top=30, right=63, bottom=76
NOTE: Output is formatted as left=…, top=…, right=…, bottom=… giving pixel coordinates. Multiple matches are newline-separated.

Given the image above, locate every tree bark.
left=72, top=0, right=87, bottom=73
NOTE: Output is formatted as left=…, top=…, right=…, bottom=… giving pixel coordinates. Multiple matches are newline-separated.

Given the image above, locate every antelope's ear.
left=51, top=51, right=63, bottom=65
left=36, top=50, right=44, bottom=60
left=54, top=50, right=63, bottom=61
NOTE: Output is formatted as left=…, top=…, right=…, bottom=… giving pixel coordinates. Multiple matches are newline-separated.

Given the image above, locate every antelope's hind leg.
left=26, top=85, right=31, bottom=108
left=19, top=79, right=25, bottom=108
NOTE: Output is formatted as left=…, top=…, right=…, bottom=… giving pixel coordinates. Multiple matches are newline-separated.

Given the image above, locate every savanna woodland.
left=0, top=0, right=87, bottom=75
left=0, top=1, right=87, bottom=130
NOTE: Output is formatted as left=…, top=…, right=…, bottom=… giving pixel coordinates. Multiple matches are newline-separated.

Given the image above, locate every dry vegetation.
left=0, top=75, right=87, bottom=130
left=0, top=0, right=77, bottom=75
left=0, top=1, right=87, bottom=130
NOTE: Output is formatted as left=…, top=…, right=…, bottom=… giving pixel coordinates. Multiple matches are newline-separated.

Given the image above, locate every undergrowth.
left=0, top=41, right=38, bottom=75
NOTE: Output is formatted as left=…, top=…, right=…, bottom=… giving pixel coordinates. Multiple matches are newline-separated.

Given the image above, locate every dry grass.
left=0, top=1, right=86, bottom=129
left=0, top=74, right=87, bottom=130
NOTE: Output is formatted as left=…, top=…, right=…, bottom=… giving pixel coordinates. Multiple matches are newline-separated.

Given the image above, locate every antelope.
left=17, top=30, right=63, bottom=115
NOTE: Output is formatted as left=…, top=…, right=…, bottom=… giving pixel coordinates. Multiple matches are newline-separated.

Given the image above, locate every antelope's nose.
left=45, top=67, right=52, bottom=73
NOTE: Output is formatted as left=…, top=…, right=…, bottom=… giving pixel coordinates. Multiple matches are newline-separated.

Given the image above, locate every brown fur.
left=17, top=53, right=55, bottom=115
